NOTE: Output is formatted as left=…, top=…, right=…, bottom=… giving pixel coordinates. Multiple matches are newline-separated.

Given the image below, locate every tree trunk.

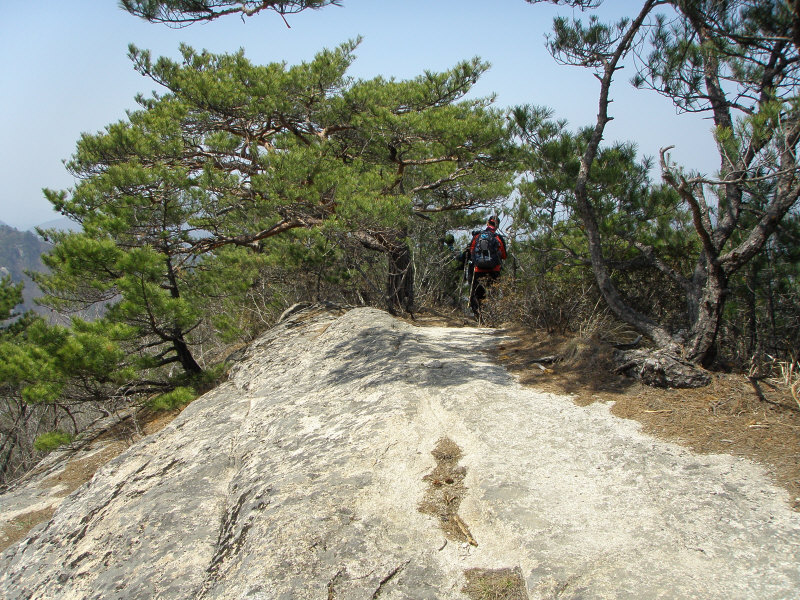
left=386, top=243, right=414, bottom=314
left=165, top=254, right=203, bottom=375
left=686, top=269, right=728, bottom=367
left=570, top=0, right=677, bottom=351
left=350, top=229, right=415, bottom=315
left=172, top=333, right=203, bottom=375
left=745, top=263, right=758, bottom=357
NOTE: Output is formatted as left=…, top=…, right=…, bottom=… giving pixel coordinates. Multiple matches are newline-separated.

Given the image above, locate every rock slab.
left=1, top=307, right=799, bottom=599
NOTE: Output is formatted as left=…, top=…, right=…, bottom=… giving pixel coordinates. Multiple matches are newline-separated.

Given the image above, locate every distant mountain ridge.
left=0, top=224, right=51, bottom=314
left=32, top=217, right=82, bottom=233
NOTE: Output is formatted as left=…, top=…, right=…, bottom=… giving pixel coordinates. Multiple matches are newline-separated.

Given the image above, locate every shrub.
left=147, top=387, right=197, bottom=412
left=33, top=430, right=74, bottom=453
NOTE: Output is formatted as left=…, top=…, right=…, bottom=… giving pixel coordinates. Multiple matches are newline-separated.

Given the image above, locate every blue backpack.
left=472, top=229, right=501, bottom=270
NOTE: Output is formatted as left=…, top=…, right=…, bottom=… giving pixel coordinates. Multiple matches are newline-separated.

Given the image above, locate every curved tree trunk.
left=685, top=270, right=727, bottom=367
left=570, top=1, right=678, bottom=351
left=172, top=334, right=203, bottom=375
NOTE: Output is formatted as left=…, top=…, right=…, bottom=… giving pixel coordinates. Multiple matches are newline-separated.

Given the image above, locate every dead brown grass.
left=462, top=567, right=529, bottom=600
left=0, top=507, right=57, bottom=552
left=418, top=437, right=477, bottom=546
left=41, top=440, right=128, bottom=497
left=493, top=326, right=800, bottom=511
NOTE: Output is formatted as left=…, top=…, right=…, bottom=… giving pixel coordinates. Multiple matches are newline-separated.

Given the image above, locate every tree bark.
left=685, top=268, right=727, bottom=366
left=172, top=334, right=203, bottom=375
left=570, top=0, right=678, bottom=351
left=165, top=253, right=203, bottom=375
left=745, top=263, right=758, bottom=357
left=386, top=243, right=414, bottom=315
left=351, top=229, right=415, bottom=315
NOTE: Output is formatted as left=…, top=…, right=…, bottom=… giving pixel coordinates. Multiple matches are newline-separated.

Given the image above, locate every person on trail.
left=465, top=216, right=507, bottom=319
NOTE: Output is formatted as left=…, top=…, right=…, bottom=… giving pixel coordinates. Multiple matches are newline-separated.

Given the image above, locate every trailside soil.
left=490, top=325, right=800, bottom=512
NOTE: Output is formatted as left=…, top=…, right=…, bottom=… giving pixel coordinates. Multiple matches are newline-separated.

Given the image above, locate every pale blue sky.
left=0, top=0, right=718, bottom=230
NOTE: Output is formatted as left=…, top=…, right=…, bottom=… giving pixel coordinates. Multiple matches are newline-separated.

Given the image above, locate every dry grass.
left=0, top=507, right=57, bottom=552
left=418, top=437, right=477, bottom=546
left=462, top=567, right=529, bottom=600
left=40, top=440, right=128, bottom=497
left=494, top=328, right=626, bottom=403
left=755, top=356, right=800, bottom=411
left=493, top=326, right=800, bottom=511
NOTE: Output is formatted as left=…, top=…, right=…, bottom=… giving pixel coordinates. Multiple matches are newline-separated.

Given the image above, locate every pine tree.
left=524, top=0, right=800, bottom=366
left=0, top=277, right=134, bottom=483
left=37, top=41, right=512, bottom=374
left=120, top=0, right=341, bottom=26
left=0, top=277, right=23, bottom=322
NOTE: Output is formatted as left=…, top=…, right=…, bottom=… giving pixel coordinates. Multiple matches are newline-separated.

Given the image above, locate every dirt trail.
left=411, top=319, right=800, bottom=598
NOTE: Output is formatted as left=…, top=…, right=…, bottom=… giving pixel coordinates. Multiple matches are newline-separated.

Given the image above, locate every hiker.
left=465, top=216, right=507, bottom=319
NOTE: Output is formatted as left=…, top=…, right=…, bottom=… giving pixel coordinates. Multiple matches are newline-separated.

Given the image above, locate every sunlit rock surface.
left=1, top=307, right=798, bottom=599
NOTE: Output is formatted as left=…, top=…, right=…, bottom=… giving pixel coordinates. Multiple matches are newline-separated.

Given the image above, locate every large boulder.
left=1, top=307, right=798, bottom=599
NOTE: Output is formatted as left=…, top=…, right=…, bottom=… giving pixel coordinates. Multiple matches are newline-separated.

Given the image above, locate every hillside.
left=1, top=306, right=798, bottom=599
left=0, top=224, right=50, bottom=314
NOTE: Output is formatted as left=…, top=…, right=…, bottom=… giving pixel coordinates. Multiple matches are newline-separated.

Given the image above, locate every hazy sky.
left=0, top=0, right=718, bottom=230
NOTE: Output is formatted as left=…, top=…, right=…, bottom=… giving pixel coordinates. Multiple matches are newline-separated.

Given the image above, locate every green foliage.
left=512, top=105, right=696, bottom=270
left=36, top=40, right=511, bottom=377
left=0, top=281, right=135, bottom=484
left=120, top=0, right=341, bottom=25
left=193, top=363, right=228, bottom=389
left=33, top=430, right=74, bottom=453
left=0, top=314, right=132, bottom=405
left=508, top=100, right=716, bottom=334
left=549, top=13, right=633, bottom=70
left=146, top=386, right=196, bottom=412
left=0, top=276, right=23, bottom=322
